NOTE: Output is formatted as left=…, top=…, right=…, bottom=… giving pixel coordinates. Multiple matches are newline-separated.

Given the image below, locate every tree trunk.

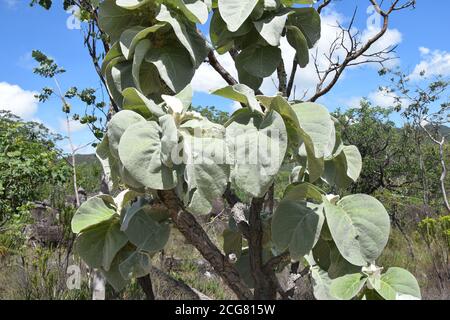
left=137, top=275, right=155, bottom=300
left=437, top=140, right=450, bottom=213
left=249, top=197, right=277, bottom=300
left=92, top=269, right=106, bottom=300
left=158, top=190, right=253, bottom=300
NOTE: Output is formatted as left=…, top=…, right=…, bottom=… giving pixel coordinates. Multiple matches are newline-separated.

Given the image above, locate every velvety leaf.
left=226, top=109, right=288, bottom=197
left=272, top=200, right=324, bottom=259
left=71, top=195, right=116, bottom=234
left=107, top=110, right=146, bottom=159
left=218, top=0, right=259, bottom=32
left=118, top=121, right=177, bottom=190
left=330, top=273, right=367, bottom=300
left=324, top=194, right=391, bottom=266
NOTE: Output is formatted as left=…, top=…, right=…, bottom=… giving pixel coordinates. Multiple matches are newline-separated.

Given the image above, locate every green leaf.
left=330, top=273, right=367, bottom=300
left=159, top=114, right=179, bottom=167
left=75, top=220, right=128, bottom=271
left=71, top=195, right=116, bottom=234
left=254, top=10, right=291, bottom=46
left=210, top=10, right=252, bottom=52
left=119, top=250, right=152, bottom=280
left=122, top=87, right=166, bottom=118
left=116, top=0, right=152, bottom=9
left=100, top=246, right=133, bottom=291
left=145, top=45, right=195, bottom=93
left=226, top=109, right=288, bottom=197
left=286, top=25, right=309, bottom=68
left=118, top=121, right=177, bottom=190
left=166, top=0, right=209, bottom=24
left=212, top=84, right=262, bottom=113
left=283, top=182, right=323, bottom=202
left=324, top=194, right=391, bottom=266
left=132, top=40, right=163, bottom=96
left=218, top=0, right=259, bottom=32
left=272, top=200, right=324, bottom=259
left=99, top=0, right=143, bottom=43
left=156, top=4, right=208, bottom=67
left=287, top=8, right=321, bottom=48
left=119, top=24, right=167, bottom=60
left=235, top=46, right=282, bottom=78
left=327, top=241, right=361, bottom=279
left=181, top=132, right=229, bottom=214
left=374, top=267, right=421, bottom=300
left=292, top=102, right=335, bottom=160
left=96, top=137, right=121, bottom=188
left=124, top=207, right=170, bottom=252
left=323, top=145, right=362, bottom=189
left=311, top=266, right=336, bottom=300
left=107, top=110, right=146, bottom=159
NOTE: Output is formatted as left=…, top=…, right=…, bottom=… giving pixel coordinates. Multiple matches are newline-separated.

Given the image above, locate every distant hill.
left=424, top=124, right=450, bottom=137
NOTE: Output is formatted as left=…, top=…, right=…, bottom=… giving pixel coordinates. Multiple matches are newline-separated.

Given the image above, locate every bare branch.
left=308, top=0, right=415, bottom=102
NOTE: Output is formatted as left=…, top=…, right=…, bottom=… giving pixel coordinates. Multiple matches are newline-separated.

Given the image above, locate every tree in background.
left=32, top=50, right=108, bottom=206
left=381, top=68, right=450, bottom=212
left=0, top=111, right=70, bottom=226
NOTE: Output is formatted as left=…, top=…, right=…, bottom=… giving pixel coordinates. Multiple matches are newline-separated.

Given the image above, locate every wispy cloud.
left=0, top=82, right=39, bottom=119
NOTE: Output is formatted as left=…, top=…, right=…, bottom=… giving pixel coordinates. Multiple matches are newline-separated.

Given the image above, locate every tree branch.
left=207, top=51, right=239, bottom=86
left=158, top=190, right=253, bottom=300
left=308, top=0, right=415, bottom=102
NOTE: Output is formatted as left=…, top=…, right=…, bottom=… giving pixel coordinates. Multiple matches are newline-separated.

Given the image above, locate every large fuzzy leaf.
left=71, top=195, right=116, bottom=234
left=156, top=4, right=208, bottom=67
left=124, top=207, right=170, bottom=252
left=75, top=220, right=128, bottom=271
left=235, top=46, right=282, bottom=78
left=212, top=84, right=262, bottom=113
left=218, top=0, right=259, bottom=32
left=118, top=121, right=177, bottom=190
left=253, top=10, right=291, bottom=46
left=272, top=200, right=324, bottom=259
left=181, top=132, right=229, bottom=214
left=145, top=45, right=195, bottom=93
left=107, top=110, right=146, bottom=159
left=323, top=145, right=362, bottom=189
left=330, top=273, right=367, bottom=300
left=226, top=109, right=287, bottom=197
left=287, top=8, right=321, bottom=48
left=324, top=194, right=391, bottom=266
left=374, top=267, right=421, bottom=300
left=99, top=0, right=145, bottom=43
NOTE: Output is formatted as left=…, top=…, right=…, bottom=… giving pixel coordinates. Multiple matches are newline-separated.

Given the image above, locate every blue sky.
left=1, top=0, right=450, bottom=154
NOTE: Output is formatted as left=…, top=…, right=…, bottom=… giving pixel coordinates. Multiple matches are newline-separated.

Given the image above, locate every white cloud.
left=410, top=48, right=450, bottom=80
left=2, top=0, right=18, bottom=8
left=367, top=89, right=399, bottom=108
left=419, top=47, right=430, bottom=55
left=344, top=87, right=409, bottom=109
left=59, top=118, right=87, bottom=134
left=0, top=82, right=39, bottom=119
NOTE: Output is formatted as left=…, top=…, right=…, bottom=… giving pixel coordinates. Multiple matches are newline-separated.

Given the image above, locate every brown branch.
left=286, top=59, right=298, bottom=99
left=277, top=60, right=288, bottom=96
left=207, top=51, right=238, bottom=86
left=158, top=190, right=253, bottom=300
left=248, top=197, right=277, bottom=299
left=317, top=0, right=332, bottom=14
left=137, top=275, right=155, bottom=300
left=308, top=0, right=415, bottom=102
